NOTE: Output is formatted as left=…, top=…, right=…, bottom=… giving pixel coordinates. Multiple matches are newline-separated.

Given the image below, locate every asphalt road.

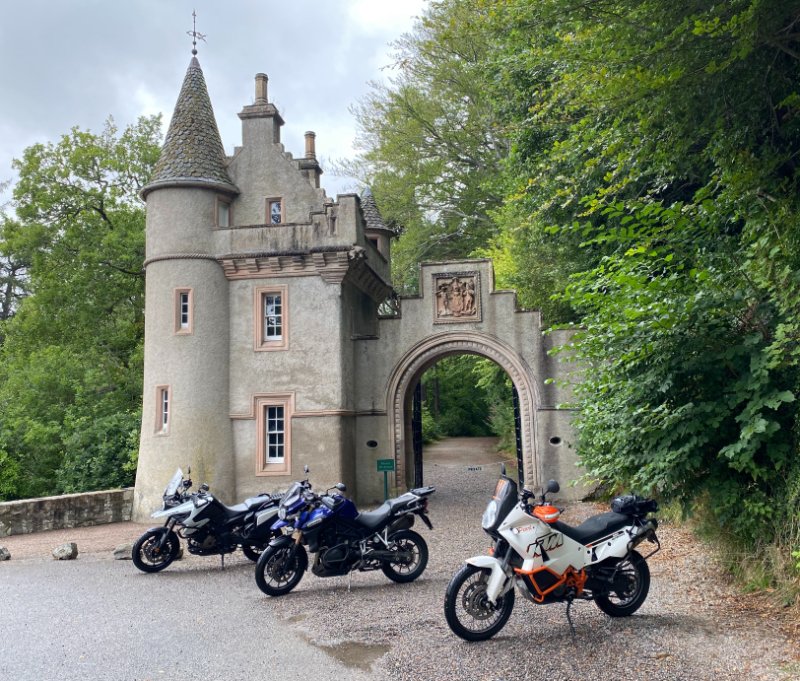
left=0, top=553, right=378, bottom=681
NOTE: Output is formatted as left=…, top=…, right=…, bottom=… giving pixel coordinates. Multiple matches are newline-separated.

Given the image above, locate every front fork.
left=158, top=518, right=177, bottom=550
left=465, top=540, right=514, bottom=605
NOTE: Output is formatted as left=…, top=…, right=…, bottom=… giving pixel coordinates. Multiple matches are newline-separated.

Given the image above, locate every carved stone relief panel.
left=433, top=272, right=481, bottom=323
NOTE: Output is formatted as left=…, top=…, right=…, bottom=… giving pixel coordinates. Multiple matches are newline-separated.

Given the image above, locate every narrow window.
left=255, top=285, right=288, bottom=351
left=268, top=198, right=283, bottom=224
left=156, top=386, right=170, bottom=434
left=179, top=292, right=190, bottom=329
left=217, top=197, right=231, bottom=228
left=174, top=288, right=193, bottom=334
left=265, top=405, right=285, bottom=464
left=263, top=293, right=282, bottom=340
left=254, top=394, right=293, bottom=475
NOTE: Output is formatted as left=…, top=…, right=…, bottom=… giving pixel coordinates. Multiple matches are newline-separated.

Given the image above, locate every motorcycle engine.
left=311, top=542, right=354, bottom=577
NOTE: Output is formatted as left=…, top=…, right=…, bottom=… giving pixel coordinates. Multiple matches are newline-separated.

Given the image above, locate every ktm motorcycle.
left=254, top=468, right=435, bottom=596
left=444, top=465, right=659, bottom=640
left=132, top=469, right=282, bottom=573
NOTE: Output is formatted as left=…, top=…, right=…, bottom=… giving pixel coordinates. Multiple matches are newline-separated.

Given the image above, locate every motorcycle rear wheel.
left=594, top=550, right=650, bottom=617
left=255, top=542, right=308, bottom=596
left=444, top=564, right=515, bottom=641
left=241, top=545, right=263, bottom=562
left=381, top=529, right=429, bottom=583
left=131, top=529, right=180, bottom=573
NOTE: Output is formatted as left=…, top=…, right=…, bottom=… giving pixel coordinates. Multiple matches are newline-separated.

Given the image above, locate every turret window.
left=267, top=198, right=283, bottom=224
left=255, top=285, right=288, bottom=351
left=174, top=288, right=193, bottom=334
left=216, top=197, right=231, bottom=228
left=156, top=385, right=170, bottom=435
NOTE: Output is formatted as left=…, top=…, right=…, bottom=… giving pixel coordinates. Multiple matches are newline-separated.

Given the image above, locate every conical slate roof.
left=142, top=57, right=238, bottom=197
left=360, top=187, right=392, bottom=233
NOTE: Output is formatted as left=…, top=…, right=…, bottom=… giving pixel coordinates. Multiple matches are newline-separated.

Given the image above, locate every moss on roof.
left=143, top=57, right=238, bottom=197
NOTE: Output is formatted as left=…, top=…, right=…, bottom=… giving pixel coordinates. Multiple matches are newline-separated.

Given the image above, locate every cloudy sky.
left=0, top=0, right=428, bottom=205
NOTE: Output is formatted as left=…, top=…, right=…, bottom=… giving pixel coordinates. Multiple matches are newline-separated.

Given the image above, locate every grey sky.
left=0, top=0, right=427, bottom=203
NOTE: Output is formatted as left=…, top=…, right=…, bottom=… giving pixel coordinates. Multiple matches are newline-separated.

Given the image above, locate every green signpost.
left=376, top=458, right=395, bottom=500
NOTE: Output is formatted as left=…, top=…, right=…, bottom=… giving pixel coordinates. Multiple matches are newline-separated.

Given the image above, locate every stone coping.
left=0, top=488, right=134, bottom=537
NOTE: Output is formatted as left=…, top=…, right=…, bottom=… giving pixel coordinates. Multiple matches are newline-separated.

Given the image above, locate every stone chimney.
left=255, top=73, right=268, bottom=104
left=304, top=131, right=316, bottom=159
left=238, top=72, right=284, bottom=146
left=299, top=130, right=322, bottom=188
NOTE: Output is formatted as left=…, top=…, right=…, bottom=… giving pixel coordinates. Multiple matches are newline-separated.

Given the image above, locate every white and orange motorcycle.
left=444, top=466, right=659, bottom=641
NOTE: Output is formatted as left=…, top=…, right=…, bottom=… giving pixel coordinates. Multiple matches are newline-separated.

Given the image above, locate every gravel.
left=253, top=441, right=798, bottom=681
left=2, top=439, right=797, bottom=680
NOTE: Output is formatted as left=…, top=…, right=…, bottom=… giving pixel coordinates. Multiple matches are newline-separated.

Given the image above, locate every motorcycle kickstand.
left=220, top=553, right=225, bottom=570
left=348, top=571, right=352, bottom=593
left=565, top=596, right=577, bottom=641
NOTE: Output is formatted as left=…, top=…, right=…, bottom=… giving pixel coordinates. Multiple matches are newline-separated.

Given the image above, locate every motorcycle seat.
left=552, top=512, right=632, bottom=546
left=223, top=495, right=273, bottom=517
left=355, top=494, right=416, bottom=529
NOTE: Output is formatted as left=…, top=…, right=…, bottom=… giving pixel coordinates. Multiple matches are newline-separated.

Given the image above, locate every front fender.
left=268, top=534, right=296, bottom=549
left=465, top=555, right=513, bottom=604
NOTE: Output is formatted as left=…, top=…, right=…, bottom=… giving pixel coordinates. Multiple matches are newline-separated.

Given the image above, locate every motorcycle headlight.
left=481, top=499, right=498, bottom=530
left=278, top=507, right=287, bottom=520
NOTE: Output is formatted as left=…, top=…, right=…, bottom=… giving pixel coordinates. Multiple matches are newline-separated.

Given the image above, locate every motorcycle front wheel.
left=593, top=550, right=650, bottom=617
left=444, top=564, right=515, bottom=641
left=131, top=529, right=180, bottom=573
left=381, top=529, right=429, bottom=583
left=255, top=542, right=308, bottom=596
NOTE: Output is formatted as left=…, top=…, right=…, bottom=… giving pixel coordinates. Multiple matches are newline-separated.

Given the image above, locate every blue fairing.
left=336, top=496, right=358, bottom=520
left=300, top=505, right=331, bottom=529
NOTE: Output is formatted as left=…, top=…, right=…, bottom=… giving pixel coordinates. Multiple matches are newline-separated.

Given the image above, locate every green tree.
left=484, top=0, right=800, bottom=543
left=347, top=0, right=508, bottom=291
left=0, top=116, right=160, bottom=499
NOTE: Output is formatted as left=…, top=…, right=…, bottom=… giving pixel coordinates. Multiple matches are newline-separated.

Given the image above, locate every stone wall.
left=0, top=488, right=134, bottom=537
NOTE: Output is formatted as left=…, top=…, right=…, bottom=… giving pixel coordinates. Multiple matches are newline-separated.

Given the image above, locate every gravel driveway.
left=2, top=437, right=797, bottom=680
left=260, top=437, right=799, bottom=681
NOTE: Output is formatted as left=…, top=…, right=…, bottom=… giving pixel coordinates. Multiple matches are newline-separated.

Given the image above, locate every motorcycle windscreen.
left=279, top=481, right=305, bottom=511
left=164, top=469, right=184, bottom=497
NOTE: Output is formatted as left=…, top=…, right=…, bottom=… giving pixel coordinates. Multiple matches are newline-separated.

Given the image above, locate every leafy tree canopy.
left=0, top=116, right=160, bottom=499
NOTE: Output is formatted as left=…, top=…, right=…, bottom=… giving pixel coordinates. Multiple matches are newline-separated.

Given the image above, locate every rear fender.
left=465, top=555, right=513, bottom=604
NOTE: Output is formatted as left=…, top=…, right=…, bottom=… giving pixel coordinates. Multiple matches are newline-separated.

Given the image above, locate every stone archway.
left=385, top=331, right=541, bottom=490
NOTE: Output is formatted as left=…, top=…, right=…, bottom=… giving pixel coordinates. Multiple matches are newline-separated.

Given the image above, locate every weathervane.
left=187, top=10, right=206, bottom=56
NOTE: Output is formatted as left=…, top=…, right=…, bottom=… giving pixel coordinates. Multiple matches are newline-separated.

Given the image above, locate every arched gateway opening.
left=386, top=332, right=541, bottom=490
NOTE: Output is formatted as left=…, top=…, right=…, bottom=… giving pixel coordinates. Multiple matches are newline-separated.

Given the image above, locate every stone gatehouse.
left=132, top=55, right=581, bottom=520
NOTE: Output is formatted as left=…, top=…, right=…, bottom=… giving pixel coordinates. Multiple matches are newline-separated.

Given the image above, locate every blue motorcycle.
left=254, top=468, right=435, bottom=596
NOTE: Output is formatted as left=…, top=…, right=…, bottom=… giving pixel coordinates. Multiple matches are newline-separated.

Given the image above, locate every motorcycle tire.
left=255, top=540, right=308, bottom=596
left=593, top=550, right=650, bottom=617
left=381, top=529, right=429, bottom=583
left=444, top=564, right=515, bottom=641
left=241, top=545, right=263, bottom=562
left=131, top=529, right=180, bottom=573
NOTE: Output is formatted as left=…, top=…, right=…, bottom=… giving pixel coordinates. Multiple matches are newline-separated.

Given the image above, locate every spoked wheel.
left=131, top=529, right=180, bottom=573
left=594, top=550, right=650, bottom=617
left=444, top=564, right=515, bottom=641
left=381, top=529, right=429, bottom=583
left=255, top=541, right=308, bottom=596
left=241, top=544, right=263, bottom=562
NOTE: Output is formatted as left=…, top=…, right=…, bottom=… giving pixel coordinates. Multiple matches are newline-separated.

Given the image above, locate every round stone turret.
left=133, top=56, right=237, bottom=520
